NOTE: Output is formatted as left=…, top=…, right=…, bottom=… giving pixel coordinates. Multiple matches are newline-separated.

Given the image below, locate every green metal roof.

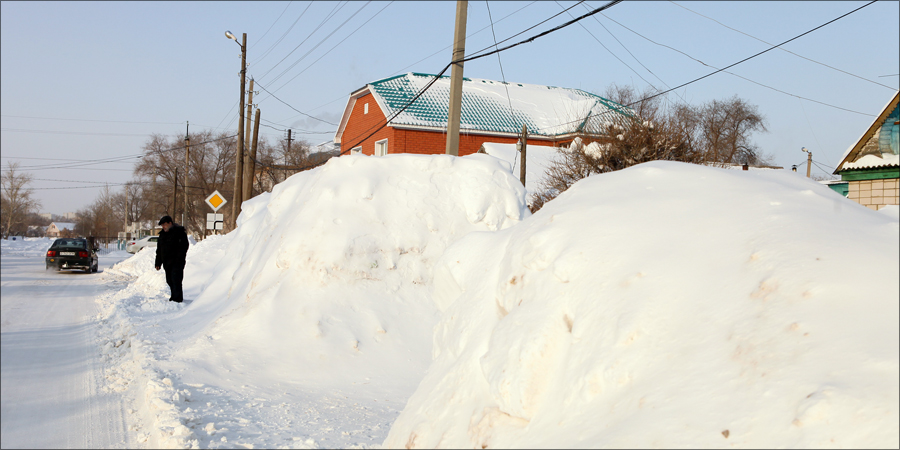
left=368, top=73, right=630, bottom=137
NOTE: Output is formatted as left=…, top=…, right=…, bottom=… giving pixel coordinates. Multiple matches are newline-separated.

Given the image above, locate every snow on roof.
left=840, top=153, right=900, bottom=170
left=51, top=222, right=75, bottom=230
left=366, top=73, right=631, bottom=137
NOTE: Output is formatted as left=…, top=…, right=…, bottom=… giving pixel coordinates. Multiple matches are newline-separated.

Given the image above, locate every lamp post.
left=225, top=30, right=246, bottom=230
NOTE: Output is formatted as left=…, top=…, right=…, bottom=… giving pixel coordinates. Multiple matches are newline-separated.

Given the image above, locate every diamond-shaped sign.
left=205, top=190, right=227, bottom=212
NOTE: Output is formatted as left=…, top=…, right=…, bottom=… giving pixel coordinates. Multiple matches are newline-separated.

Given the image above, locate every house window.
left=375, top=139, right=388, bottom=156
left=364, top=103, right=368, bottom=114
left=351, top=147, right=362, bottom=155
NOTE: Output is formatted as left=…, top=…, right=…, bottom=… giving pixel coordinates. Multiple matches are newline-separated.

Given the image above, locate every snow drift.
left=384, top=161, right=900, bottom=448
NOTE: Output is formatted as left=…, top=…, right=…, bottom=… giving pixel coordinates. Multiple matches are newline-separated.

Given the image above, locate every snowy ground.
left=2, top=155, right=898, bottom=449
left=0, top=238, right=133, bottom=448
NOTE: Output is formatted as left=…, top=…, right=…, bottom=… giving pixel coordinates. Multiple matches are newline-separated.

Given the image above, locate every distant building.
left=63, top=212, right=77, bottom=221
left=834, top=92, right=899, bottom=210
left=38, top=213, right=52, bottom=221
left=47, top=222, right=75, bottom=238
left=334, top=72, right=631, bottom=157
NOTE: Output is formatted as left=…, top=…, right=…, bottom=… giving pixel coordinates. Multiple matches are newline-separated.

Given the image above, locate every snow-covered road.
left=1, top=253, right=131, bottom=449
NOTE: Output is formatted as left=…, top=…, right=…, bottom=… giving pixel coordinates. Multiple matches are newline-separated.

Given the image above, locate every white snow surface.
left=95, top=153, right=529, bottom=448
left=0, top=236, right=52, bottom=256
left=384, top=161, right=900, bottom=448
left=88, top=155, right=899, bottom=448
left=479, top=142, right=562, bottom=201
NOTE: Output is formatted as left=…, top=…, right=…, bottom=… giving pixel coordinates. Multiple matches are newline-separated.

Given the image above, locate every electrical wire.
left=269, top=1, right=393, bottom=94
left=466, top=1, right=587, bottom=59
left=254, top=80, right=338, bottom=125
left=589, top=2, right=879, bottom=117
left=259, top=1, right=354, bottom=83
left=1, top=128, right=152, bottom=137
left=248, top=1, right=294, bottom=52
left=669, top=1, right=897, bottom=91
left=0, top=115, right=184, bottom=125
left=556, top=0, right=659, bottom=91
left=249, top=0, right=627, bottom=173
left=546, top=0, right=882, bottom=132
left=486, top=0, right=519, bottom=169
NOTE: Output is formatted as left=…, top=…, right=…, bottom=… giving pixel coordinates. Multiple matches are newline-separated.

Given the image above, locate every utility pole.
left=285, top=128, right=292, bottom=183
left=124, top=182, right=129, bottom=241
left=184, top=122, right=190, bottom=231
left=242, top=79, right=256, bottom=201
left=519, top=125, right=528, bottom=186
left=173, top=167, right=178, bottom=217
left=230, top=32, right=247, bottom=230
left=802, top=147, right=812, bottom=178
left=445, top=0, right=468, bottom=156
left=243, top=108, right=261, bottom=202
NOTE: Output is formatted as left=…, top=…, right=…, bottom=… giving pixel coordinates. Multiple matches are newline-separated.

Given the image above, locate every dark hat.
left=158, top=215, right=173, bottom=225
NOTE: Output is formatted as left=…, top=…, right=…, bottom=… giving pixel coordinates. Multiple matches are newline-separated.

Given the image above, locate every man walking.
left=155, top=215, right=189, bottom=303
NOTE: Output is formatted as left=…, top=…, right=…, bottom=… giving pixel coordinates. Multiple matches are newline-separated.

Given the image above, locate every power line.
left=269, top=1, right=393, bottom=94
left=389, top=1, right=538, bottom=77
left=249, top=1, right=294, bottom=52
left=14, top=134, right=237, bottom=171
left=459, top=1, right=624, bottom=65
left=268, top=1, right=536, bottom=126
left=556, top=1, right=659, bottom=91
left=590, top=2, right=879, bottom=117
left=668, top=1, right=897, bottom=91
left=572, top=0, right=881, bottom=122
left=0, top=115, right=184, bottom=125
left=1, top=128, right=152, bottom=137
left=467, top=1, right=587, bottom=59
left=258, top=1, right=352, bottom=82
left=252, top=1, right=627, bottom=173
left=254, top=80, right=338, bottom=125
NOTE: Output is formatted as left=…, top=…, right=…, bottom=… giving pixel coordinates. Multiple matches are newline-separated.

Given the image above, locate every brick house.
left=834, top=92, right=899, bottom=210
left=334, top=73, right=630, bottom=157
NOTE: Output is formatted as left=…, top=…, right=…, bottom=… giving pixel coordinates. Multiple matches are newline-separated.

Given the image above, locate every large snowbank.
left=96, top=153, right=530, bottom=448
left=1, top=236, right=52, bottom=257
left=385, top=161, right=900, bottom=448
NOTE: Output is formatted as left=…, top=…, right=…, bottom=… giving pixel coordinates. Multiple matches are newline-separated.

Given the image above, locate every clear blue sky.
left=2, top=1, right=898, bottom=215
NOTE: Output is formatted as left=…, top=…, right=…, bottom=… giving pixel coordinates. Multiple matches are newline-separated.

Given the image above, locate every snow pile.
left=385, top=161, right=900, bottom=448
left=0, top=236, right=52, bottom=257
left=96, top=153, right=530, bottom=448
left=480, top=142, right=562, bottom=201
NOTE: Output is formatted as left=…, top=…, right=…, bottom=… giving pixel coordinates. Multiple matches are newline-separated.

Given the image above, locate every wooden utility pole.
left=802, top=147, right=812, bottom=178
left=284, top=129, right=292, bottom=183
left=519, top=125, right=528, bottom=186
left=172, top=167, right=178, bottom=217
left=445, top=0, right=468, bottom=156
left=243, top=78, right=255, bottom=200
left=243, top=109, right=261, bottom=202
left=230, top=33, right=247, bottom=230
left=184, top=122, right=190, bottom=231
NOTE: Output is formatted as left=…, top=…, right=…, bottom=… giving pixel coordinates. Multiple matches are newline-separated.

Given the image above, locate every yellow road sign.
left=205, top=190, right=227, bottom=212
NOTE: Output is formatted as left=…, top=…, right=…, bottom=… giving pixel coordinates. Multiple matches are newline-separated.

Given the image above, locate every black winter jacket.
left=155, top=224, right=189, bottom=267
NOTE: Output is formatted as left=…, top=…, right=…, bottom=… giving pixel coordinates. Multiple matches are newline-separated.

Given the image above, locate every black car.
left=45, top=238, right=99, bottom=273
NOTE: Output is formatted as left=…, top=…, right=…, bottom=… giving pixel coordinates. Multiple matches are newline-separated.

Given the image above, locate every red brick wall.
left=340, top=93, right=570, bottom=156
left=339, top=93, right=394, bottom=156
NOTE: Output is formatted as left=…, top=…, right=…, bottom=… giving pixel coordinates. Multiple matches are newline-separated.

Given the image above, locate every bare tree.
left=531, top=86, right=769, bottom=211
left=1, top=162, right=42, bottom=238
left=134, top=131, right=237, bottom=237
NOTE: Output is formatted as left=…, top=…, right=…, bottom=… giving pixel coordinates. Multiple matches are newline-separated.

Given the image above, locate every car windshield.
left=51, top=239, right=86, bottom=250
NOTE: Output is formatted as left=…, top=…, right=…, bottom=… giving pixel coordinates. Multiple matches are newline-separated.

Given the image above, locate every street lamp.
left=225, top=31, right=247, bottom=230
